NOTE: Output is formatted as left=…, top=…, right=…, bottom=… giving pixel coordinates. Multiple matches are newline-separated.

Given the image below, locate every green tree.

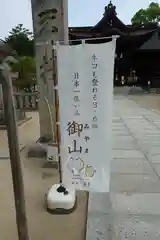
left=11, top=56, right=36, bottom=91
left=5, top=24, right=34, bottom=57
left=132, top=2, right=160, bottom=25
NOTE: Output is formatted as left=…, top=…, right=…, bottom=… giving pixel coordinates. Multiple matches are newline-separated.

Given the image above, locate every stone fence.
left=0, top=92, right=39, bottom=125
left=13, top=92, right=39, bottom=111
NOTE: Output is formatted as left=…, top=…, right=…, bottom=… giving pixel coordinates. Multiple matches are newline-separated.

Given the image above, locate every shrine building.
left=68, top=2, right=160, bottom=88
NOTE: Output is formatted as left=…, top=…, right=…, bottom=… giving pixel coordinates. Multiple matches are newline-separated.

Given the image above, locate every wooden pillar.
left=0, top=65, right=29, bottom=240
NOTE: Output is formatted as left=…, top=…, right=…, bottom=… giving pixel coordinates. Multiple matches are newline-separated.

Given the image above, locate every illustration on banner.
left=67, top=157, right=96, bottom=178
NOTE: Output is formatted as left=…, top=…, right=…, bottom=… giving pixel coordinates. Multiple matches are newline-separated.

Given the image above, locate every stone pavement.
left=110, top=96, right=160, bottom=239
left=0, top=112, right=40, bottom=159
left=1, top=96, right=160, bottom=239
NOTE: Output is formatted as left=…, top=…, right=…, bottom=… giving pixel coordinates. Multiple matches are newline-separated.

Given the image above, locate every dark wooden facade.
left=68, top=2, right=160, bottom=87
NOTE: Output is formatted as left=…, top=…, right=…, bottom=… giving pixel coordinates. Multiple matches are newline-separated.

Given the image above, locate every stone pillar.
left=31, top=0, right=68, bottom=142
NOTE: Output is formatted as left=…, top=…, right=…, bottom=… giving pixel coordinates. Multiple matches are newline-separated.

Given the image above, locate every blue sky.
left=0, top=0, right=158, bottom=39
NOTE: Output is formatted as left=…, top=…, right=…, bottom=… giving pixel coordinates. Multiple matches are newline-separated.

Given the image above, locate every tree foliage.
left=5, top=24, right=34, bottom=57
left=131, top=2, right=160, bottom=25
left=3, top=24, right=36, bottom=90
left=11, top=56, right=36, bottom=90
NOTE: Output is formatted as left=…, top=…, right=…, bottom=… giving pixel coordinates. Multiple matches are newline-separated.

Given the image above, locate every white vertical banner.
left=56, top=39, right=116, bottom=192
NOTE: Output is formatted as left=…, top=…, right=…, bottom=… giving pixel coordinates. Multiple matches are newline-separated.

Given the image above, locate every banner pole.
left=84, top=191, right=89, bottom=239
left=52, top=42, right=62, bottom=184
